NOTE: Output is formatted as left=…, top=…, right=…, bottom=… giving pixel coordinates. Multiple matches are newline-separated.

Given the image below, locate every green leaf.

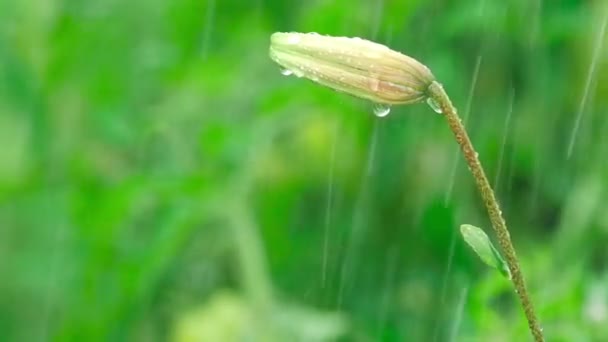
left=460, top=224, right=510, bottom=278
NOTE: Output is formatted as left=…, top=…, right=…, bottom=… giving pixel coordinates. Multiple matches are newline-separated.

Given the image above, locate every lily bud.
left=269, top=32, right=435, bottom=105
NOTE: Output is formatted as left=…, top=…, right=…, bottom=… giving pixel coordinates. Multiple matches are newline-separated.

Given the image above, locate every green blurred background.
left=1, top=0, right=607, bottom=341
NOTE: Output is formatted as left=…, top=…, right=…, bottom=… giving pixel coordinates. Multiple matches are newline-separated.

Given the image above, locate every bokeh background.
left=1, top=0, right=608, bottom=341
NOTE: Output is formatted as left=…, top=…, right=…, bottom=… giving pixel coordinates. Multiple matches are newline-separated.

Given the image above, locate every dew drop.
left=287, top=35, right=301, bottom=44
left=280, top=68, right=293, bottom=76
left=426, top=97, right=443, bottom=114
left=373, top=103, right=391, bottom=117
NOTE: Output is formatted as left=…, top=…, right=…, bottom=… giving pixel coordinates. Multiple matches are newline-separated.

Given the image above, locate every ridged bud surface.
left=269, top=32, right=435, bottom=105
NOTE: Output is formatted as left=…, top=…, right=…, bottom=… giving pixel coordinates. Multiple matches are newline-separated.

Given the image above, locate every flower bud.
left=269, top=32, right=435, bottom=105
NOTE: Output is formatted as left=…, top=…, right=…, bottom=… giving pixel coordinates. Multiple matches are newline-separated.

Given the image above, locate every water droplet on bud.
left=373, top=103, right=391, bottom=117
left=293, top=69, right=304, bottom=78
left=287, top=35, right=301, bottom=44
left=280, top=68, right=293, bottom=76
left=426, top=97, right=443, bottom=114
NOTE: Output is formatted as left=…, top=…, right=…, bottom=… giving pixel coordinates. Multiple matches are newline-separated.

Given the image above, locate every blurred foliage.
left=1, top=0, right=608, bottom=341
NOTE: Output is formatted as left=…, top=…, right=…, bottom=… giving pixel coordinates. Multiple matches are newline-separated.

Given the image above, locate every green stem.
left=229, top=202, right=275, bottom=310
left=428, top=81, right=544, bottom=342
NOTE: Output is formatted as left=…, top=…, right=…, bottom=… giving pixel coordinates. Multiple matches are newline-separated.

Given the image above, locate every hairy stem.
left=428, top=81, right=544, bottom=342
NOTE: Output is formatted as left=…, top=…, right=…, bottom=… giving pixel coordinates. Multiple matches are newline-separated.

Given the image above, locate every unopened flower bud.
left=269, top=32, right=435, bottom=105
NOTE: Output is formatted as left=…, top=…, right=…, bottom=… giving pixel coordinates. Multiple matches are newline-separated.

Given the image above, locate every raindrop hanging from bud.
left=280, top=68, right=293, bottom=76
left=426, top=97, right=443, bottom=114
left=373, top=103, right=391, bottom=117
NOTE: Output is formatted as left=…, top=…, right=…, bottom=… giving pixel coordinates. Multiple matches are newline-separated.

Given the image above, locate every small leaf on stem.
left=460, top=224, right=510, bottom=278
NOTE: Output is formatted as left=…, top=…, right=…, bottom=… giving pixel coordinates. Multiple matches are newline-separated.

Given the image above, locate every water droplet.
left=426, top=97, right=443, bottom=114
left=373, top=103, right=391, bottom=117
left=280, top=68, right=293, bottom=76
left=287, top=35, right=301, bottom=44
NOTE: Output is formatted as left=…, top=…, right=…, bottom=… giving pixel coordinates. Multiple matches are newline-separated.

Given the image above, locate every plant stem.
left=230, top=202, right=275, bottom=310
left=427, top=81, right=544, bottom=342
